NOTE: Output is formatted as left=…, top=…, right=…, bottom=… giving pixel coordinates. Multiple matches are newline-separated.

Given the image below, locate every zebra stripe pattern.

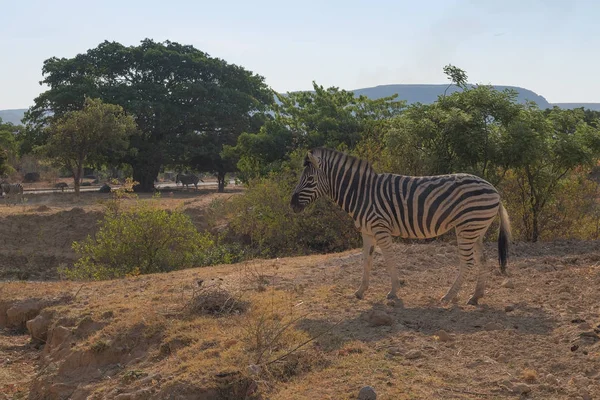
left=176, top=173, right=203, bottom=191
left=290, top=148, right=511, bottom=305
left=1, top=182, right=24, bottom=206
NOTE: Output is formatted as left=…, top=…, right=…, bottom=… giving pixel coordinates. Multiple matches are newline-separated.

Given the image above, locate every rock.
left=512, top=383, right=531, bottom=394
left=579, top=322, right=592, bottom=330
left=357, top=385, right=377, bottom=400
left=434, top=330, right=453, bottom=342
left=26, top=314, right=50, bottom=342
left=405, top=350, right=422, bottom=360
left=544, top=373, right=559, bottom=385
left=501, top=279, right=515, bottom=289
left=581, top=389, right=592, bottom=400
left=484, top=322, right=503, bottom=331
left=504, top=304, right=515, bottom=312
left=368, top=310, right=392, bottom=327
left=386, top=347, right=403, bottom=356
left=247, top=364, right=261, bottom=375
left=99, top=184, right=111, bottom=193
left=6, top=300, right=45, bottom=330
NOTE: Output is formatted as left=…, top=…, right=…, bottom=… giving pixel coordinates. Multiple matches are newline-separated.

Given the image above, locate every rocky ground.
left=1, top=239, right=600, bottom=399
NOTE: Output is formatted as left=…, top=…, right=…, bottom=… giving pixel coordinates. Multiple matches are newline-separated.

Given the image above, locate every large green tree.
left=24, top=39, right=273, bottom=191
left=225, top=82, right=404, bottom=182
left=504, top=105, right=600, bottom=241
left=41, top=97, right=137, bottom=197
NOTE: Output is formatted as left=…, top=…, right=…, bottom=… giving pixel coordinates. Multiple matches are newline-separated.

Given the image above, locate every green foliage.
left=222, top=151, right=361, bottom=257
left=0, top=118, right=21, bottom=175
left=66, top=203, right=204, bottom=280
left=25, top=39, right=273, bottom=191
left=63, top=200, right=241, bottom=281
left=225, top=81, right=405, bottom=182
left=40, top=97, right=137, bottom=196
left=502, top=105, right=600, bottom=241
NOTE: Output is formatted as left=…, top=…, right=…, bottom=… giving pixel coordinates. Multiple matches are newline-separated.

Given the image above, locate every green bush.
left=223, top=163, right=361, bottom=258
left=63, top=202, right=230, bottom=280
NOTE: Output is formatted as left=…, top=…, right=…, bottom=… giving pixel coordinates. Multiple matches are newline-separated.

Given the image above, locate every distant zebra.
left=176, top=173, right=203, bottom=191
left=1, top=182, right=24, bottom=206
left=54, top=182, right=68, bottom=192
left=290, top=148, right=511, bottom=305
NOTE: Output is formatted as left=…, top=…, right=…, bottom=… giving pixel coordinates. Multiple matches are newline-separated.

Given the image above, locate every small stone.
left=544, top=373, right=559, bottom=385
left=405, top=350, right=422, bottom=360
left=386, top=347, right=403, bottom=356
left=579, top=322, right=592, bottom=330
left=357, top=385, right=377, bottom=400
left=512, top=383, right=531, bottom=394
left=496, top=354, right=508, bottom=363
left=504, top=304, right=515, bottom=312
left=581, top=390, right=592, bottom=400
left=484, top=322, right=503, bottom=331
left=501, top=279, right=515, bottom=289
left=247, top=364, right=261, bottom=375
left=368, top=310, right=392, bottom=327
left=434, top=330, right=453, bottom=342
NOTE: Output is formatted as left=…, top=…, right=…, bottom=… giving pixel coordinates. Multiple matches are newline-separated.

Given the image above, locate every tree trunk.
left=132, top=162, right=161, bottom=192
left=73, top=165, right=83, bottom=199
left=217, top=171, right=226, bottom=193
left=531, top=208, right=539, bottom=243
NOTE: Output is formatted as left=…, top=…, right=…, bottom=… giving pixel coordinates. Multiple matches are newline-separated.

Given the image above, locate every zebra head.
left=290, top=149, right=330, bottom=213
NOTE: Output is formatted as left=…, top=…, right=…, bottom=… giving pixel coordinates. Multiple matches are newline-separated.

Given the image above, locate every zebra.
left=176, top=173, right=203, bottom=191
left=290, top=148, right=511, bottom=305
left=1, top=182, right=24, bottom=206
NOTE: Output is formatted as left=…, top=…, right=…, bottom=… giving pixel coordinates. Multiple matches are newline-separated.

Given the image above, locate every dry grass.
left=2, top=240, right=600, bottom=399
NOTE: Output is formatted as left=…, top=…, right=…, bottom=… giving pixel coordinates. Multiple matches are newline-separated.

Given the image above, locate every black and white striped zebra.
left=176, top=173, right=203, bottom=191
left=290, top=148, right=511, bottom=305
left=1, top=182, right=24, bottom=206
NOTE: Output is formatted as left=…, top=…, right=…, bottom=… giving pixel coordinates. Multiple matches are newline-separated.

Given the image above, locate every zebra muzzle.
left=290, top=193, right=304, bottom=213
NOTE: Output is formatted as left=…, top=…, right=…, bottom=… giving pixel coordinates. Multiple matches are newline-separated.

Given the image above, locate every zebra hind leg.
left=377, top=234, right=402, bottom=300
left=440, top=232, right=478, bottom=305
left=354, top=232, right=375, bottom=299
left=467, top=238, right=487, bottom=305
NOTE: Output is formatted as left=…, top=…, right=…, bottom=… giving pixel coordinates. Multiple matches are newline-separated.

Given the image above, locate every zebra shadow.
left=296, top=303, right=556, bottom=351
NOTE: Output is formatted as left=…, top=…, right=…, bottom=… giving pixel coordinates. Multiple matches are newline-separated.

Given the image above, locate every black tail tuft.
left=497, top=203, right=511, bottom=275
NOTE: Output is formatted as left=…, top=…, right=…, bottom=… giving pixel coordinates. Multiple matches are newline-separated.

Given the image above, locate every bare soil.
left=0, top=187, right=242, bottom=280
left=1, top=237, right=600, bottom=399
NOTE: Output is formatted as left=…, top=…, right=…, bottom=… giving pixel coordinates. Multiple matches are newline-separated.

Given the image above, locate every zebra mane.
left=310, top=147, right=377, bottom=175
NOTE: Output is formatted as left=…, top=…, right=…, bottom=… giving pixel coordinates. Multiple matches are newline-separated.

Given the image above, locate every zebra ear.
left=305, top=150, right=320, bottom=168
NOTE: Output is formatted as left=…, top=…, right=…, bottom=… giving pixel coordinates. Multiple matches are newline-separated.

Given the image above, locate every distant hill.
left=0, top=109, right=27, bottom=125
left=552, top=103, right=600, bottom=111
left=352, top=84, right=554, bottom=108
left=2, top=85, right=599, bottom=125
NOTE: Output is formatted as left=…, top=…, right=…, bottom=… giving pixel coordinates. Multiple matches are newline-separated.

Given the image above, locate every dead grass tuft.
left=186, top=282, right=248, bottom=316
left=521, top=368, right=538, bottom=383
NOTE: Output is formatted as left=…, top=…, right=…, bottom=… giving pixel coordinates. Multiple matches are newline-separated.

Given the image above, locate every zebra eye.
left=307, top=176, right=315, bottom=183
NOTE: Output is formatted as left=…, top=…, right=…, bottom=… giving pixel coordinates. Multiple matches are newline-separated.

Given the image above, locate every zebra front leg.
left=440, top=233, right=477, bottom=305
left=467, top=238, right=487, bottom=305
left=377, top=234, right=401, bottom=300
left=354, top=232, right=375, bottom=299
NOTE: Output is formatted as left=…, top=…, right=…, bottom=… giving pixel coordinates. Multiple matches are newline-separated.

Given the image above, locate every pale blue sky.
left=1, top=0, right=598, bottom=109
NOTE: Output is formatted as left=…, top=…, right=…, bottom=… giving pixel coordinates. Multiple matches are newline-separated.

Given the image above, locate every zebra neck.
left=327, top=164, right=376, bottom=216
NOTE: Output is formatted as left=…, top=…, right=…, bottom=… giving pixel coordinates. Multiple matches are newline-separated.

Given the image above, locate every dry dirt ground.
left=1, top=236, right=600, bottom=399
left=0, top=186, right=241, bottom=281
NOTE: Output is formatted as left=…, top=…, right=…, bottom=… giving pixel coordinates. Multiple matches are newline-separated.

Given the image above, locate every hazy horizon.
left=1, top=0, right=599, bottom=109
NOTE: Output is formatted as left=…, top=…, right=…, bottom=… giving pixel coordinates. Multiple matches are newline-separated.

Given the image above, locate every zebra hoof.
left=386, top=292, right=399, bottom=300
left=439, top=294, right=455, bottom=305
left=466, top=296, right=479, bottom=306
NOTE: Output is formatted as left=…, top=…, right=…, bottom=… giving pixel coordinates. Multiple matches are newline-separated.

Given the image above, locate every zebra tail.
left=498, top=202, right=511, bottom=275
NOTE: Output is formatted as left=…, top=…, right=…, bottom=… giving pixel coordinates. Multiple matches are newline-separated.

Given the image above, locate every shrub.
left=65, top=203, right=206, bottom=280
left=223, top=164, right=361, bottom=258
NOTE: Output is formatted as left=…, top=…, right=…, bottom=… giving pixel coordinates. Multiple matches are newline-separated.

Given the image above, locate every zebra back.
left=176, top=174, right=200, bottom=185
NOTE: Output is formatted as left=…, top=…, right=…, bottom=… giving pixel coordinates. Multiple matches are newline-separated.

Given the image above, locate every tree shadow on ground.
left=297, top=303, right=556, bottom=351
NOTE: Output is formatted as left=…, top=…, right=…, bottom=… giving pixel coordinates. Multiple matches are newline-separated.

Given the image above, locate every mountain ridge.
left=2, top=84, right=599, bottom=125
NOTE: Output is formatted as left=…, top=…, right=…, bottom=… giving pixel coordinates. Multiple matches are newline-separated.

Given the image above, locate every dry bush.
left=521, top=368, right=538, bottom=383
left=186, top=281, right=248, bottom=317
